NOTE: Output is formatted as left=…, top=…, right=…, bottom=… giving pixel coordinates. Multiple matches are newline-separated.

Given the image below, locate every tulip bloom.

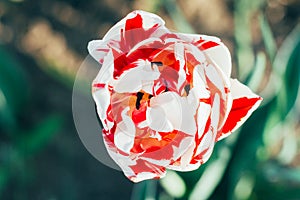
left=88, top=10, right=262, bottom=182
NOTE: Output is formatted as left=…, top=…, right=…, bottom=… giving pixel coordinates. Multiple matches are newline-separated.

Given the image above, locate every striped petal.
left=218, top=79, right=263, bottom=140
left=88, top=10, right=167, bottom=64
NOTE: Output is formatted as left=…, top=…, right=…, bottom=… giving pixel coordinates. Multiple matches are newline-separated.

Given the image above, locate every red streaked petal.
left=129, top=159, right=166, bottom=182
left=199, top=41, right=219, bottom=50
left=125, top=13, right=143, bottom=31
left=218, top=79, right=262, bottom=140
left=103, top=10, right=165, bottom=41
left=92, top=83, right=106, bottom=88
left=180, top=33, right=231, bottom=79
left=221, top=97, right=261, bottom=133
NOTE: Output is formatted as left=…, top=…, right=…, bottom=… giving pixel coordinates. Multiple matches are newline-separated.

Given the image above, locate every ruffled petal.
left=104, top=142, right=167, bottom=182
left=177, top=33, right=231, bottom=78
left=103, top=10, right=165, bottom=41
left=113, top=60, right=160, bottom=93
left=218, top=79, right=263, bottom=140
left=88, top=10, right=166, bottom=64
left=88, top=40, right=110, bottom=64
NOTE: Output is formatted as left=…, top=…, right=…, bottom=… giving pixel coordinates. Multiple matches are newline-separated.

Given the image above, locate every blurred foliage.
left=1, top=0, right=300, bottom=199
left=0, top=46, right=28, bottom=132
left=0, top=45, right=63, bottom=197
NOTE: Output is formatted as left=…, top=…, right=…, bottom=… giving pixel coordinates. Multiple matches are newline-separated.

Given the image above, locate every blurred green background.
left=0, top=0, right=300, bottom=199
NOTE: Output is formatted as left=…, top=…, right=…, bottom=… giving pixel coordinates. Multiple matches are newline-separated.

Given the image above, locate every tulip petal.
left=88, top=40, right=110, bottom=64
left=204, top=43, right=232, bottom=78
left=177, top=33, right=231, bottom=78
left=104, top=144, right=167, bottom=182
left=218, top=79, right=263, bottom=140
left=146, top=106, right=174, bottom=132
left=193, top=94, right=220, bottom=165
left=103, top=10, right=165, bottom=41
left=128, top=159, right=167, bottom=182
left=88, top=10, right=167, bottom=64
left=114, top=107, right=136, bottom=153
left=149, top=92, right=197, bottom=135
left=176, top=33, right=220, bottom=44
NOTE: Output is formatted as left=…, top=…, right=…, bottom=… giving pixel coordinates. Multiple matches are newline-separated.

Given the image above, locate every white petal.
left=196, top=102, right=211, bottom=139
left=204, top=44, right=232, bottom=77
left=131, top=171, right=166, bottom=183
left=93, top=50, right=114, bottom=83
left=140, top=157, right=171, bottom=166
left=211, top=94, right=221, bottom=130
left=114, top=129, right=135, bottom=154
left=146, top=106, right=174, bottom=132
left=149, top=92, right=197, bottom=135
left=195, top=130, right=214, bottom=157
left=190, top=45, right=207, bottom=64
left=206, top=64, right=225, bottom=95
left=176, top=33, right=221, bottom=44
left=114, top=107, right=136, bottom=153
left=93, top=88, right=110, bottom=122
left=196, top=94, right=220, bottom=162
left=167, top=162, right=200, bottom=172
left=190, top=65, right=210, bottom=100
left=87, top=40, right=109, bottom=63
left=174, top=42, right=186, bottom=91
left=230, top=79, right=260, bottom=99
left=176, top=97, right=197, bottom=135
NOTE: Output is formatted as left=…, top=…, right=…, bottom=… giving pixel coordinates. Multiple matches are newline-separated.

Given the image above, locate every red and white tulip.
left=89, top=10, right=262, bottom=182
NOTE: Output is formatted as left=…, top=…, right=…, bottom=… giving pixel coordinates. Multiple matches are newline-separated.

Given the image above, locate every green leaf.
left=263, top=23, right=300, bottom=147
left=234, top=0, right=266, bottom=80
left=247, top=51, right=267, bottom=93
left=259, top=13, right=277, bottom=61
